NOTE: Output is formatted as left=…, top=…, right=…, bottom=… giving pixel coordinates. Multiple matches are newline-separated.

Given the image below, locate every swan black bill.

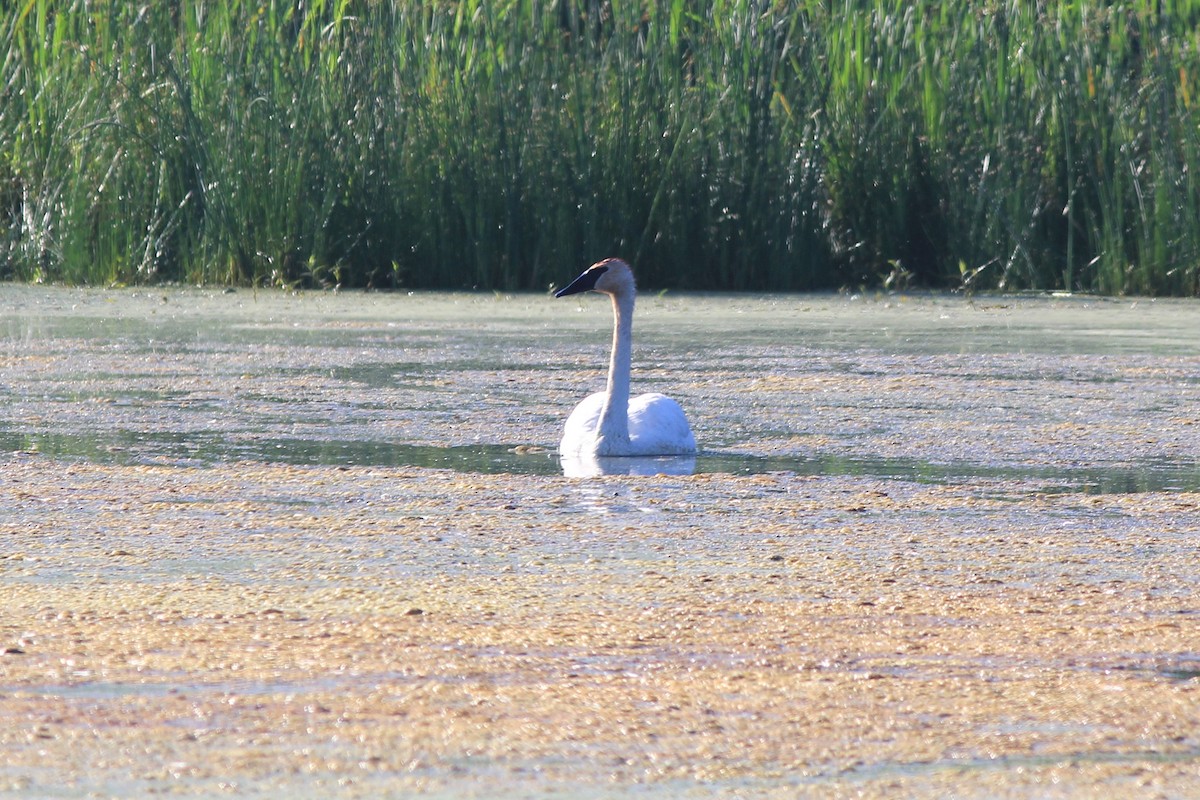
left=555, top=265, right=609, bottom=297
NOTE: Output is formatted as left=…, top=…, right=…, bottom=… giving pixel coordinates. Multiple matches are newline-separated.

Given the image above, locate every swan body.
left=559, top=390, right=695, bottom=456
left=555, top=258, right=697, bottom=458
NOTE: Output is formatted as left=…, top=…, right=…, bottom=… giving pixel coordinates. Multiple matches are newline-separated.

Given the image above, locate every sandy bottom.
left=0, top=288, right=1198, bottom=797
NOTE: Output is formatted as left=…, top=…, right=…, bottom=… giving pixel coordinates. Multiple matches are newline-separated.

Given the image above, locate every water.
left=4, top=429, right=1200, bottom=494
left=3, top=287, right=1200, bottom=800
left=2, top=286, right=1199, bottom=491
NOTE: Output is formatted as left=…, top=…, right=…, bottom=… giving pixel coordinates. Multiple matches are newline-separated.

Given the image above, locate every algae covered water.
left=1, top=286, right=1198, bottom=799
left=2, top=286, right=1198, bottom=484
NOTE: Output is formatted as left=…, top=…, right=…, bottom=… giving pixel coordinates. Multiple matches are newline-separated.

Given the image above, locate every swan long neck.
left=599, top=289, right=634, bottom=445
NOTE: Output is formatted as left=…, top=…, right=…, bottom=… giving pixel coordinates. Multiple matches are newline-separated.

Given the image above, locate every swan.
left=555, top=258, right=697, bottom=458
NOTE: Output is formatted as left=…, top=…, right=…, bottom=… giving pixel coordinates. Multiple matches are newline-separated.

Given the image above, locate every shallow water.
left=2, top=285, right=1199, bottom=486
left=4, top=430, right=1200, bottom=494
left=2, top=286, right=1199, bottom=799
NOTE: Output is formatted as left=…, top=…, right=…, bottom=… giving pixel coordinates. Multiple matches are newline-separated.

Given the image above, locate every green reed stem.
left=1, top=1, right=1198, bottom=295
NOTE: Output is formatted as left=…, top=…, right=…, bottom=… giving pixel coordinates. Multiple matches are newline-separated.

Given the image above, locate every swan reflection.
left=560, top=453, right=697, bottom=477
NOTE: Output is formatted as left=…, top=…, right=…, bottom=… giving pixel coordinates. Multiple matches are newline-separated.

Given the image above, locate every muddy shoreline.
left=1, top=287, right=1198, bottom=797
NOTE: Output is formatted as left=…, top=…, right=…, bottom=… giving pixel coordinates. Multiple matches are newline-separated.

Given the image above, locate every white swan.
left=555, top=258, right=697, bottom=458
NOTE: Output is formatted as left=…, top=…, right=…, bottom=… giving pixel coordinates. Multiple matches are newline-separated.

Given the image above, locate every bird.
left=555, top=258, right=697, bottom=458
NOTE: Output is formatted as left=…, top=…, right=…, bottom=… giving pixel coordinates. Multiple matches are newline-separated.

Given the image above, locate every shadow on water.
left=4, top=429, right=1200, bottom=494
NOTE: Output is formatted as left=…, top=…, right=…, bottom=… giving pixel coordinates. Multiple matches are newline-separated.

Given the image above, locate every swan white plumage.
left=555, top=258, right=697, bottom=458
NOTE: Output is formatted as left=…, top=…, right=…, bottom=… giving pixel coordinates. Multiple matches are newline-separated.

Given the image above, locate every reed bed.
left=2, top=1, right=1199, bottom=294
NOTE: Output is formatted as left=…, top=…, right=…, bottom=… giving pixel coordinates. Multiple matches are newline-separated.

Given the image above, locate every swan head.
left=554, top=258, right=634, bottom=299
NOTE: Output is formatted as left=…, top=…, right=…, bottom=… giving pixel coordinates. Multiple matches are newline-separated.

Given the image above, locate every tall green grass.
left=2, top=1, right=1199, bottom=294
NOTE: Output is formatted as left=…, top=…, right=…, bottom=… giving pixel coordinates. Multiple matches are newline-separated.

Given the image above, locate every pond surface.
left=2, top=285, right=1198, bottom=488
left=1, top=285, right=1198, bottom=799
left=3, top=431, right=1199, bottom=494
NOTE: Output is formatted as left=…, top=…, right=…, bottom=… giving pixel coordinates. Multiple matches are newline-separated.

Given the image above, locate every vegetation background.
left=3, top=0, right=1199, bottom=294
